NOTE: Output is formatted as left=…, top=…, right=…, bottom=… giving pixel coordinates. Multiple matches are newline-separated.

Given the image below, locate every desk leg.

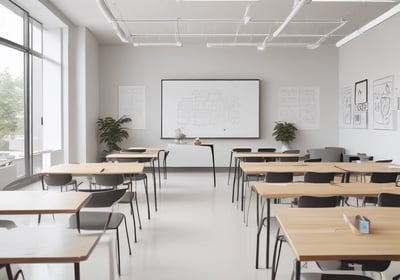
left=157, top=152, right=162, bottom=189
left=5, top=264, right=13, bottom=280
left=76, top=212, right=81, bottom=233
left=236, top=161, right=241, bottom=203
left=295, top=260, right=301, bottom=280
left=266, top=198, right=271, bottom=268
left=152, top=160, right=158, bottom=212
left=209, top=145, right=216, bottom=187
left=74, top=263, right=80, bottom=280
left=232, top=158, right=238, bottom=203
left=241, top=174, right=246, bottom=211
left=256, top=194, right=260, bottom=227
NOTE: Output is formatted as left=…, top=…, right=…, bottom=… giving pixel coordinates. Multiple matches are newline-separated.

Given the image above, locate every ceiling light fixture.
left=207, top=42, right=260, bottom=47
left=133, top=42, right=183, bottom=47
left=178, top=0, right=258, bottom=2
left=313, top=0, right=398, bottom=2
left=336, top=2, right=400, bottom=47
left=273, top=0, right=308, bottom=38
left=243, top=5, right=252, bottom=24
left=96, top=0, right=130, bottom=43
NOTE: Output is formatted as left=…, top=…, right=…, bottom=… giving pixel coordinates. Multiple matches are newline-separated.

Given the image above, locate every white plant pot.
left=281, top=142, right=290, bottom=152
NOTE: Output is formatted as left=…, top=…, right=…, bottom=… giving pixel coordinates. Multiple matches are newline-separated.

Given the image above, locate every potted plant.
left=174, top=128, right=186, bottom=144
left=97, top=115, right=132, bottom=157
left=272, top=121, right=297, bottom=151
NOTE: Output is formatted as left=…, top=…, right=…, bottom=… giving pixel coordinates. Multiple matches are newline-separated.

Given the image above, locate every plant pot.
left=281, top=142, right=290, bottom=152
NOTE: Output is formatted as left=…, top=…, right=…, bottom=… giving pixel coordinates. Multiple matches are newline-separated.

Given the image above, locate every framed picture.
left=354, top=79, right=368, bottom=104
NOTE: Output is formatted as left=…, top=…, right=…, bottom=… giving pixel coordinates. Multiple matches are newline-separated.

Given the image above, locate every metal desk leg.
left=256, top=193, right=260, bottom=227
left=157, top=151, right=162, bottom=189
left=74, top=263, right=80, bottom=280
left=241, top=173, right=246, bottom=211
left=266, top=198, right=271, bottom=268
left=76, top=212, right=81, bottom=233
left=295, top=260, right=301, bottom=280
left=152, top=160, right=158, bottom=211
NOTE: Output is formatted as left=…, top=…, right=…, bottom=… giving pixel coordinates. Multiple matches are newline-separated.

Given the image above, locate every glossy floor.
left=2, top=171, right=399, bottom=280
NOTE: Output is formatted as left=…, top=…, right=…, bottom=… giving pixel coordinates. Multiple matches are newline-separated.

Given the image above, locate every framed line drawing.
left=373, top=75, right=394, bottom=130
left=353, top=79, right=368, bottom=129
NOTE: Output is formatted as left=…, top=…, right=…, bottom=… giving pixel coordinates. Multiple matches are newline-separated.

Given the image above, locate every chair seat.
left=119, top=192, right=136, bottom=203
left=0, top=220, right=16, bottom=229
left=301, top=273, right=373, bottom=280
left=131, top=174, right=147, bottom=181
left=70, top=212, right=125, bottom=230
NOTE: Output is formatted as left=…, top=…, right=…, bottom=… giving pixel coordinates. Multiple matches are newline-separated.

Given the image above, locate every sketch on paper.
left=353, top=79, right=368, bottom=129
left=341, top=86, right=353, bottom=126
left=118, top=86, right=146, bottom=129
left=278, top=86, right=320, bottom=130
left=373, top=75, right=394, bottom=130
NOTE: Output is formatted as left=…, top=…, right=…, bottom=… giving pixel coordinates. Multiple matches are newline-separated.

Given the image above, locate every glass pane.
left=32, top=55, right=43, bottom=174
left=0, top=45, right=25, bottom=176
left=30, top=18, right=42, bottom=53
left=0, top=1, right=24, bottom=45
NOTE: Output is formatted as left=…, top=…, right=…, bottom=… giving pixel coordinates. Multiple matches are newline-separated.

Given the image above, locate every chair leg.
left=129, top=200, right=138, bottom=243
left=144, top=177, right=150, bottom=220
left=227, top=151, right=233, bottom=185
left=123, top=217, right=132, bottom=255
left=13, top=268, right=25, bottom=280
left=116, top=228, right=121, bottom=275
left=135, top=193, right=142, bottom=229
left=255, top=216, right=268, bottom=269
left=272, top=228, right=283, bottom=280
left=245, top=189, right=254, bottom=226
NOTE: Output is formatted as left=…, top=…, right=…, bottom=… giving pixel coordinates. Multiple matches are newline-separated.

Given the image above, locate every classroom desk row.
left=0, top=191, right=98, bottom=280
left=252, top=181, right=400, bottom=269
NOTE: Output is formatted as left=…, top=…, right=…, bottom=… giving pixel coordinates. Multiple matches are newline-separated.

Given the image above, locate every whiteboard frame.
left=161, top=79, right=260, bottom=139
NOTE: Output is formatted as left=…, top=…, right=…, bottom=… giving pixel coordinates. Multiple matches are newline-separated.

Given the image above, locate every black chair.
left=301, top=273, right=375, bottom=280
left=363, top=172, right=399, bottom=206
left=227, top=147, right=252, bottom=185
left=304, top=172, right=335, bottom=183
left=94, top=174, right=140, bottom=242
left=272, top=195, right=339, bottom=280
left=41, top=173, right=79, bottom=191
left=69, top=188, right=132, bottom=275
left=304, top=158, right=322, bottom=162
left=280, top=149, right=300, bottom=162
left=258, top=148, right=277, bottom=162
left=378, top=192, right=400, bottom=207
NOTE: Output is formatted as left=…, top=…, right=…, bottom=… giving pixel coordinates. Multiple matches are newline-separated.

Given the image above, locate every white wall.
left=99, top=45, right=339, bottom=166
left=338, top=13, right=400, bottom=162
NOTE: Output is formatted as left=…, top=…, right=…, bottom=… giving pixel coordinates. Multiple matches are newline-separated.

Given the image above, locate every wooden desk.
left=237, top=162, right=346, bottom=211
left=40, top=162, right=144, bottom=176
left=0, top=227, right=100, bottom=280
left=106, top=152, right=160, bottom=211
left=335, top=162, right=400, bottom=182
left=0, top=190, right=92, bottom=233
left=276, top=207, right=400, bottom=280
left=252, top=181, right=400, bottom=269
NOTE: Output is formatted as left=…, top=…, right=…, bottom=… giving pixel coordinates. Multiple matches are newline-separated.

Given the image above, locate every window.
left=0, top=0, right=63, bottom=178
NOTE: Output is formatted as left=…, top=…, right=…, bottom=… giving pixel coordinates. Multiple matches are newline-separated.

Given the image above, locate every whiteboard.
left=161, top=79, right=260, bottom=138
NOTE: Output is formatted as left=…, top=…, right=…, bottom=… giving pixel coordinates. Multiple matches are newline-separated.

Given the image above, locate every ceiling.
left=46, top=0, right=398, bottom=49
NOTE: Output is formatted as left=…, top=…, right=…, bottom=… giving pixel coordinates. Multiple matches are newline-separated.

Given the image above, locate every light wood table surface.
left=40, top=162, right=144, bottom=176
left=0, top=227, right=100, bottom=280
left=0, top=191, right=92, bottom=215
left=252, top=181, right=400, bottom=269
left=236, top=162, right=346, bottom=212
left=106, top=152, right=160, bottom=212
left=276, top=207, right=400, bottom=280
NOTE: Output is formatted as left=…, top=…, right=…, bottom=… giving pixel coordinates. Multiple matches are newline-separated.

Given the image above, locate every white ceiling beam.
left=272, top=0, right=309, bottom=38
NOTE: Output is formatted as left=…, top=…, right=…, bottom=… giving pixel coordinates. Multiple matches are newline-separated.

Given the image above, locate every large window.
left=0, top=0, right=62, bottom=178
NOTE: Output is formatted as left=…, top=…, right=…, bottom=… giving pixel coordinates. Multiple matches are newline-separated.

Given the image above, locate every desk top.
left=40, top=162, right=144, bottom=176
left=252, top=182, right=400, bottom=199
left=0, top=227, right=100, bottom=263
left=335, top=162, right=400, bottom=173
left=241, top=162, right=345, bottom=175
left=234, top=152, right=300, bottom=158
left=0, top=191, right=92, bottom=215
left=276, top=207, right=400, bottom=261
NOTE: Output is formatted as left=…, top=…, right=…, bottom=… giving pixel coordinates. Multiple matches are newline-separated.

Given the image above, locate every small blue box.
left=356, top=215, right=370, bottom=234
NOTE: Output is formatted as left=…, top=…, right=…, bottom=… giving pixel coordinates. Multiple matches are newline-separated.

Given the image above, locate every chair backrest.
left=304, top=158, right=322, bottom=162
left=378, top=193, right=400, bottom=207
left=43, top=174, right=73, bottom=186
left=339, top=260, right=390, bottom=272
left=298, top=196, right=339, bottom=208
left=80, top=188, right=127, bottom=208
left=94, top=174, right=124, bottom=187
left=370, top=172, right=398, bottom=183
left=232, top=148, right=252, bottom=153
left=258, top=148, right=276, bottom=153
left=375, top=159, right=392, bottom=163
left=320, top=274, right=374, bottom=280
left=265, top=172, right=293, bottom=183
left=283, top=149, right=300, bottom=154
left=304, top=172, right=335, bottom=183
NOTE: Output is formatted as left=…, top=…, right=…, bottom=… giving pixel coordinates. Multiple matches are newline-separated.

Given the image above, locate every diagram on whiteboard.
left=161, top=80, right=259, bottom=138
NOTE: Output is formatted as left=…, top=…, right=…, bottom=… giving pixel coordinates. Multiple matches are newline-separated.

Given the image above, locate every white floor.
left=2, top=170, right=399, bottom=280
